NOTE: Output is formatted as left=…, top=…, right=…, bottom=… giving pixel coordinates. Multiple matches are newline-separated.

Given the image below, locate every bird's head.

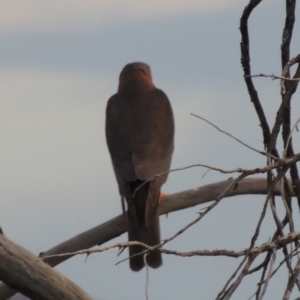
left=119, top=62, right=154, bottom=88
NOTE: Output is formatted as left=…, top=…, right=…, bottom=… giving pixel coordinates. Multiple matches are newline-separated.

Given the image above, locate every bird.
left=105, top=62, right=174, bottom=271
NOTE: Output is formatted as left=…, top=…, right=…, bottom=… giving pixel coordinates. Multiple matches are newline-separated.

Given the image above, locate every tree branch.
left=239, top=0, right=271, bottom=149
left=246, top=74, right=300, bottom=81
left=0, top=177, right=297, bottom=299
left=0, top=235, right=92, bottom=300
left=190, top=113, right=277, bottom=160
left=39, top=231, right=300, bottom=262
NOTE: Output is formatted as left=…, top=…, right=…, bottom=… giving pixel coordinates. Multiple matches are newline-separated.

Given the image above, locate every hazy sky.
left=1, top=1, right=300, bottom=299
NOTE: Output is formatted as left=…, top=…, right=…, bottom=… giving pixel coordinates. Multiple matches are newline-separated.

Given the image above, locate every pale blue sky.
left=1, top=1, right=300, bottom=299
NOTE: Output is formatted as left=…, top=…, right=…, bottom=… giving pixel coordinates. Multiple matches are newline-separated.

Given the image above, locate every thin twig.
left=221, top=254, right=258, bottom=300
left=269, top=196, right=284, bottom=237
left=143, top=254, right=149, bottom=300
left=246, top=74, right=300, bottom=81
left=249, top=165, right=290, bottom=251
left=159, top=173, right=248, bottom=248
left=248, top=166, right=290, bottom=299
left=38, top=229, right=300, bottom=262
left=190, top=113, right=277, bottom=160
left=133, top=153, right=300, bottom=197
left=257, top=250, right=276, bottom=300
left=269, top=246, right=300, bottom=280
left=282, top=257, right=300, bottom=300
left=284, top=117, right=300, bottom=158
left=216, top=257, right=248, bottom=300
left=280, top=177, right=294, bottom=233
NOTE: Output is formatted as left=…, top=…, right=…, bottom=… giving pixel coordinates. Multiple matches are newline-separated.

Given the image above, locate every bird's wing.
left=106, top=89, right=174, bottom=185
left=105, top=93, right=137, bottom=185
left=130, top=88, right=174, bottom=182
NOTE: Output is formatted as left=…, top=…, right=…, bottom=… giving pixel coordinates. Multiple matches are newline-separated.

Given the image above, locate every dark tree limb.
left=0, top=235, right=92, bottom=300
left=240, top=0, right=271, bottom=150
left=281, top=0, right=296, bottom=70
left=282, top=55, right=300, bottom=211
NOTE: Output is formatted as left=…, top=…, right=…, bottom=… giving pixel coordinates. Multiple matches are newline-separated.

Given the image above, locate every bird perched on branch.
left=105, top=62, right=174, bottom=271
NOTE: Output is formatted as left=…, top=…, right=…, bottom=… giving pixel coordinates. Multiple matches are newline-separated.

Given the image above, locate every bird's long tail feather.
left=127, top=181, right=162, bottom=271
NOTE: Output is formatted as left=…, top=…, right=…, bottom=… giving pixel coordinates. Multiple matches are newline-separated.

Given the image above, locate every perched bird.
left=105, top=62, right=174, bottom=271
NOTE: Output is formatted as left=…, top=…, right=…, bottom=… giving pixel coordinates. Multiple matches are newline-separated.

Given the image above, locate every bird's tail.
left=127, top=209, right=162, bottom=271
left=127, top=181, right=162, bottom=271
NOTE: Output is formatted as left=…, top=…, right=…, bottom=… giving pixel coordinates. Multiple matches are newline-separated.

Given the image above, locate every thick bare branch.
left=0, top=235, right=92, bottom=300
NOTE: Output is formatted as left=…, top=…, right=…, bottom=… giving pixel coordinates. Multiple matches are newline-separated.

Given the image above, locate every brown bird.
left=105, top=62, right=174, bottom=271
